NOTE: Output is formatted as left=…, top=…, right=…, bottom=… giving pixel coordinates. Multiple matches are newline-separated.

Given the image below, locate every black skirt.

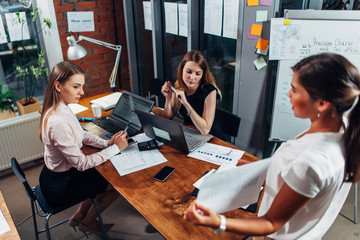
left=39, top=165, right=108, bottom=206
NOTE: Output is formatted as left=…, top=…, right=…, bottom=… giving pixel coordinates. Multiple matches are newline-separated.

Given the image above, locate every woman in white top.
left=39, top=61, right=128, bottom=235
left=184, top=53, right=360, bottom=239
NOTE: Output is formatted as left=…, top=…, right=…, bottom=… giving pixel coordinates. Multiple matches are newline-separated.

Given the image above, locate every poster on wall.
left=204, top=0, right=223, bottom=36
left=164, top=2, right=178, bottom=35
left=0, top=18, right=7, bottom=44
left=5, top=12, right=30, bottom=42
left=223, top=0, right=239, bottom=39
left=178, top=3, right=188, bottom=37
left=143, top=1, right=152, bottom=30
left=67, top=12, right=95, bottom=32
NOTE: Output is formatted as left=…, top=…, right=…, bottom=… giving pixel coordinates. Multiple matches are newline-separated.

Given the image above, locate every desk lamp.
left=66, top=34, right=122, bottom=89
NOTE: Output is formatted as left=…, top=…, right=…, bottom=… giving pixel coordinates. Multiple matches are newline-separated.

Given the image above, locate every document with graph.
left=110, top=133, right=167, bottom=176
left=196, top=158, right=272, bottom=214
left=187, top=143, right=244, bottom=165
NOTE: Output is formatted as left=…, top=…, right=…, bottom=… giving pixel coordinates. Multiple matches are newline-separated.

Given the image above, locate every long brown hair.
left=292, top=53, right=360, bottom=182
left=175, top=50, right=221, bottom=100
left=39, top=61, right=85, bottom=140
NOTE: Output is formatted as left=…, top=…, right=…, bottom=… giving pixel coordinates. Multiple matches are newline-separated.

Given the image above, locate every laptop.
left=135, top=109, right=213, bottom=153
left=83, top=91, right=155, bottom=139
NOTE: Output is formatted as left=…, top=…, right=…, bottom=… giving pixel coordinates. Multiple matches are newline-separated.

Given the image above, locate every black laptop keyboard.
left=93, top=117, right=137, bottom=136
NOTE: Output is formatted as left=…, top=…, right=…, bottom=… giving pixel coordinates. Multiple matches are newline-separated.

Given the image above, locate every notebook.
left=83, top=91, right=154, bottom=139
left=135, top=109, right=213, bottom=153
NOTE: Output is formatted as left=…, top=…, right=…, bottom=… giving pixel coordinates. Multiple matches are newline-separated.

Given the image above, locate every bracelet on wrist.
left=214, top=215, right=226, bottom=234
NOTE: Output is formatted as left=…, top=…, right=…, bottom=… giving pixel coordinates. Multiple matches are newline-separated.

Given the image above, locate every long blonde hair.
left=175, top=50, right=221, bottom=100
left=39, top=61, right=85, bottom=140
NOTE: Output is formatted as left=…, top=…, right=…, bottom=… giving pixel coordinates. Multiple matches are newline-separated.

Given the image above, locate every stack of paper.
left=90, top=92, right=122, bottom=110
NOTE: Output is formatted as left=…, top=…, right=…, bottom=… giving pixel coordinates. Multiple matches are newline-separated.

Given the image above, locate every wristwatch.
left=214, top=215, right=226, bottom=234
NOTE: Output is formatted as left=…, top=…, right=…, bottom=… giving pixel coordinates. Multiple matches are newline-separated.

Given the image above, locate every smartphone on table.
left=153, top=166, right=175, bottom=182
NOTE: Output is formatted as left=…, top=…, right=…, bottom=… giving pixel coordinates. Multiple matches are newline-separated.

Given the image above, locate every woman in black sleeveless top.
left=161, top=50, right=222, bottom=137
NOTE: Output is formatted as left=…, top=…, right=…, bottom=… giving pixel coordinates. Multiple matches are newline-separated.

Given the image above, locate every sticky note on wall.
left=256, top=38, right=269, bottom=51
left=253, top=57, right=267, bottom=70
left=248, top=0, right=259, bottom=6
left=250, top=24, right=263, bottom=36
left=247, top=29, right=258, bottom=40
left=256, top=10, right=268, bottom=22
left=261, top=0, right=272, bottom=6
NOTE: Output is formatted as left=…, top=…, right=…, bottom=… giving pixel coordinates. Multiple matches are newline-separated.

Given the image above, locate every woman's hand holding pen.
left=109, top=131, right=128, bottom=151
left=175, top=90, right=188, bottom=106
left=161, top=81, right=174, bottom=100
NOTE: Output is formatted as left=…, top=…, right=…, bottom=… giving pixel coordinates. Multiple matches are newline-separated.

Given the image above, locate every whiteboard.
left=269, top=16, right=360, bottom=141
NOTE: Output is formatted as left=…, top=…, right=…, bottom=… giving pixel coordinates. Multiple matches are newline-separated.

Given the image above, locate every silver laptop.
left=135, top=109, right=213, bottom=153
left=83, top=91, right=154, bottom=139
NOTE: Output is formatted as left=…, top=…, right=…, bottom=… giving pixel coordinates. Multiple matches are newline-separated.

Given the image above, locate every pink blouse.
left=42, top=103, right=119, bottom=172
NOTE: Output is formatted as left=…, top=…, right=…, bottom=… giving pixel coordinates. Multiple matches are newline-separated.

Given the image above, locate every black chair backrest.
left=11, top=157, right=37, bottom=202
left=212, top=108, right=241, bottom=139
left=149, top=78, right=166, bottom=107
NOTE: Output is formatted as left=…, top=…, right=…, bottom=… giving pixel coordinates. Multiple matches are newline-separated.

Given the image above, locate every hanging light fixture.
left=19, top=0, right=32, bottom=8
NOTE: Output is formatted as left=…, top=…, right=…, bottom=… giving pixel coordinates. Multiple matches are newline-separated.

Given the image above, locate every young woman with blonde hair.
left=39, top=61, right=128, bottom=235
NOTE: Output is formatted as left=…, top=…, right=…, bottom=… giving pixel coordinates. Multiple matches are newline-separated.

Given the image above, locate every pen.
left=170, top=85, right=176, bottom=92
left=123, top=120, right=131, bottom=133
left=77, top=117, right=95, bottom=121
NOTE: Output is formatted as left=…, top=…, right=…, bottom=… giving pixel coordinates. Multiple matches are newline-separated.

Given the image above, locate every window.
left=0, top=1, right=48, bottom=102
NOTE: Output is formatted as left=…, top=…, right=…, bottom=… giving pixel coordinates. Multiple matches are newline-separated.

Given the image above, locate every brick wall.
left=54, top=0, right=130, bottom=97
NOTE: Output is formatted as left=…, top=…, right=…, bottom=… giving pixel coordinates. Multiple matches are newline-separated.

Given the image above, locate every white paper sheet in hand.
left=197, top=158, right=272, bottom=214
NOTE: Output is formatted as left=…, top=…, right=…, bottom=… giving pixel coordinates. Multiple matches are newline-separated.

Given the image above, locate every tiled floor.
left=1, top=161, right=359, bottom=240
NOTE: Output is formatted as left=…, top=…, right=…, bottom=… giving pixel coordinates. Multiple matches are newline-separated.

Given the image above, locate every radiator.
left=0, top=112, right=44, bottom=171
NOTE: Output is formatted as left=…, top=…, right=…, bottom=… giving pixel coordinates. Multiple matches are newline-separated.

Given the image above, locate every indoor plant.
left=14, top=7, right=51, bottom=115
left=0, top=85, right=19, bottom=121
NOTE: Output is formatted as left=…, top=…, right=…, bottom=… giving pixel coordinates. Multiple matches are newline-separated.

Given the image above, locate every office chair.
left=147, top=78, right=166, bottom=108
left=211, top=108, right=241, bottom=144
left=11, top=157, right=107, bottom=240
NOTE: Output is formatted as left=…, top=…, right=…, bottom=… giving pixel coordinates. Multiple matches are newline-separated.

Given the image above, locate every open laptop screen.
left=111, top=91, right=154, bottom=128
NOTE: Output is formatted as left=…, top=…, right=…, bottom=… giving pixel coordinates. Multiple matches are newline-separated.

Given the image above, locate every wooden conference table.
left=0, top=191, right=20, bottom=240
left=78, top=93, right=259, bottom=240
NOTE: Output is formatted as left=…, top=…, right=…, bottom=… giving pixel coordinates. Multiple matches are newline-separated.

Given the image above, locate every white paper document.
left=68, top=103, right=88, bottom=114
left=0, top=210, right=10, bottom=235
left=67, top=12, right=95, bottom=32
left=164, top=2, right=178, bottom=35
left=204, top=0, right=223, bottom=36
left=143, top=1, right=152, bottom=30
left=193, top=163, right=236, bottom=189
left=269, top=18, right=301, bottom=60
left=5, top=12, right=30, bottom=41
left=222, top=0, right=239, bottom=39
left=90, top=92, right=122, bottom=110
left=178, top=3, right=188, bottom=37
left=197, top=158, right=272, bottom=214
left=187, top=143, right=244, bottom=166
left=0, top=18, right=7, bottom=44
left=110, top=133, right=167, bottom=176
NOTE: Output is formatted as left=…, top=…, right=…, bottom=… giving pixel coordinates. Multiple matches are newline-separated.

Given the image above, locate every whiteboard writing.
left=269, top=17, right=360, bottom=141
left=270, top=18, right=360, bottom=62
